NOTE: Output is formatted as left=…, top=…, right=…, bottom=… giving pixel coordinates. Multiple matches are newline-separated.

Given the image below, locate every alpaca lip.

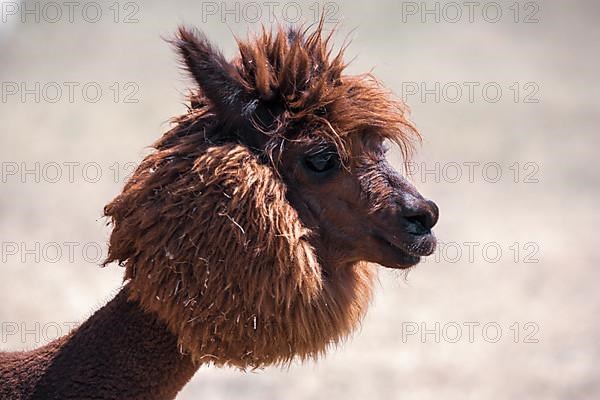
left=375, top=230, right=437, bottom=258
left=373, top=233, right=422, bottom=268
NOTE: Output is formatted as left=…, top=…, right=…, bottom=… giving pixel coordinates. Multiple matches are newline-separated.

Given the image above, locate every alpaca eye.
left=304, top=152, right=339, bottom=173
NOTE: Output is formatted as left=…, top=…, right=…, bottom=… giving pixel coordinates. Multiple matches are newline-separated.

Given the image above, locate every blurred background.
left=0, top=0, right=598, bottom=399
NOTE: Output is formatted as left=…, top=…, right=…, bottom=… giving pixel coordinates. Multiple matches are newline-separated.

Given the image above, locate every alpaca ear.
left=174, top=27, right=248, bottom=119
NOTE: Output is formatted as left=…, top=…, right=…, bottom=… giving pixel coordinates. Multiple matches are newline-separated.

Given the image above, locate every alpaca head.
left=103, top=23, right=438, bottom=368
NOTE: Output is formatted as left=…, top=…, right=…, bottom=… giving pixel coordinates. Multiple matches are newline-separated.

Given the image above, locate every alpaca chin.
left=104, top=144, right=376, bottom=368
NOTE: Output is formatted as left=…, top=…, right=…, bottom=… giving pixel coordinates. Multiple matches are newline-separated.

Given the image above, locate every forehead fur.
left=174, top=22, right=419, bottom=161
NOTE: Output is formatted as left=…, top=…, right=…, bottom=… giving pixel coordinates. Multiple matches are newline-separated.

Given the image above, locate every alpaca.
left=0, top=23, right=439, bottom=399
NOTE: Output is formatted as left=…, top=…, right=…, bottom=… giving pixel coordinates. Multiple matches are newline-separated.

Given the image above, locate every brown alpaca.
left=0, top=22, right=438, bottom=399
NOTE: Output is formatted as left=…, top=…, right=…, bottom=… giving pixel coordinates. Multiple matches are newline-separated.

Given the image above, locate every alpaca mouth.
left=373, top=231, right=437, bottom=268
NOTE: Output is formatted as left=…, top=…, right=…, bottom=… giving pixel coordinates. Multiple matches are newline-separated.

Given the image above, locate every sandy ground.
left=0, top=0, right=599, bottom=399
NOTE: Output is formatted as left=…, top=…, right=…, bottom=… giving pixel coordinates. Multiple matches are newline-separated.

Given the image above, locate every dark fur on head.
left=169, top=21, right=418, bottom=162
left=103, top=22, right=432, bottom=368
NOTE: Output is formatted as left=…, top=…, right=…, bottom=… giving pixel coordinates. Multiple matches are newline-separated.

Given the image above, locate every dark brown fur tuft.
left=167, top=22, right=419, bottom=161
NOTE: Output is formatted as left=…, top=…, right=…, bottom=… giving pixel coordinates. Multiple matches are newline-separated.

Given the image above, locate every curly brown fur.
left=104, top=143, right=375, bottom=367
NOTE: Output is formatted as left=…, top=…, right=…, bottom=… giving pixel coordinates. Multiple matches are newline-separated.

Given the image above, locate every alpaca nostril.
left=403, top=199, right=438, bottom=234
left=404, top=214, right=429, bottom=235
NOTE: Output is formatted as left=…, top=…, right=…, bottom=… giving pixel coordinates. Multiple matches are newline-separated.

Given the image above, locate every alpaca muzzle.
left=368, top=170, right=439, bottom=268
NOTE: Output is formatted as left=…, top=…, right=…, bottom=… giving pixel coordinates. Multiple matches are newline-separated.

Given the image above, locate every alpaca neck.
left=0, top=285, right=198, bottom=400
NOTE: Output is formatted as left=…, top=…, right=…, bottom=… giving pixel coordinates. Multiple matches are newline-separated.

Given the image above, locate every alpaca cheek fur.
left=285, top=176, right=370, bottom=265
